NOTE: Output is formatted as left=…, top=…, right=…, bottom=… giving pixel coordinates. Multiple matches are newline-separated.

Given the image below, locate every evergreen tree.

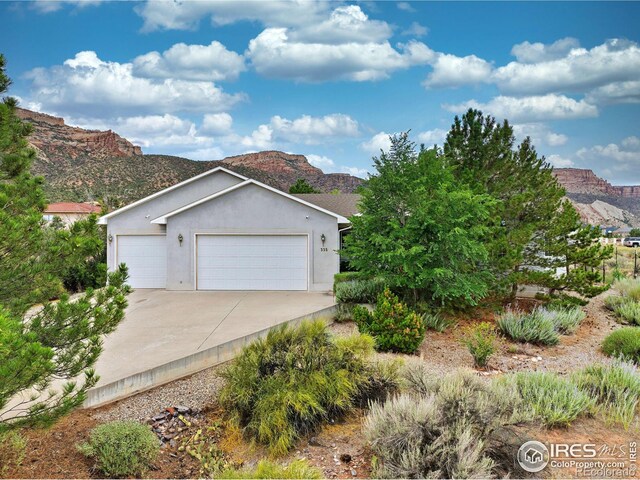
left=289, top=178, right=319, bottom=194
left=343, top=133, right=494, bottom=307
left=0, top=54, right=130, bottom=429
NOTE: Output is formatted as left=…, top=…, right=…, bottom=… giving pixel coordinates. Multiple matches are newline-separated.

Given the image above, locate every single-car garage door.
left=117, top=235, right=167, bottom=289
left=197, top=235, right=307, bottom=291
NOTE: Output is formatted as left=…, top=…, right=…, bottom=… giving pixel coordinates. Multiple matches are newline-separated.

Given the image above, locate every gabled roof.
left=97, top=167, right=246, bottom=224
left=151, top=179, right=350, bottom=224
left=293, top=194, right=361, bottom=218
left=46, top=202, right=101, bottom=214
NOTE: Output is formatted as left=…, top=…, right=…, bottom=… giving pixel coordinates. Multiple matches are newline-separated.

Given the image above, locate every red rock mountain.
left=554, top=168, right=640, bottom=198
left=16, top=108, right=364, bottom=205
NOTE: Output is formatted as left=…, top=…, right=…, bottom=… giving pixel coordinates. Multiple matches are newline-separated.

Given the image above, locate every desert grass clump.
left=334, top=277, right=386, bottom=304
left=422, top=312, right=454, bottom=332
left=353, top=288, right=426, bottom=354
left=544, top=306, right=586, bottom=334
left=219, top=320, right=397, bottom=455
left=218, top=460, right=322, bottom=479
left=460, top=322, right=499, bottom=368
left=333, top=303, right=355, bottom=323
left=0, top=431, right=26, bottom=476
left=506, top=371, right=593, bottom=427
left=615, top=278, right=640, bottom=302
left=602, top=327, right=640, bottom=364
left=78, top=421, right=159, bottom=478
left=365, top=368, right=526, bottom=479
left=614, top=301, right=640, bottom=326
left=605, top=295, right=628, bottom=312
left=497, top=308, right=560, bottom=345
left=571, top=360, right=640, bottom=428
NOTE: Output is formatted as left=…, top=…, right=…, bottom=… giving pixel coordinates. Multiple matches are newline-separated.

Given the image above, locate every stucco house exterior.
left=98, top=167, right=355, bottom=291
left=44, top=202, right=102, bottom=226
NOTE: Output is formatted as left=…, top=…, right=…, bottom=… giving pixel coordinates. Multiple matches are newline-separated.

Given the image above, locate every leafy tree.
left=529, top=200, right=613, bottom=297
left=289, top=178, right=319, bottom=194
left=629, top=228, right=640, bottom=237
left=0, top=54, right=130, bottom=429
left=343, top=133, right=494, bottom=307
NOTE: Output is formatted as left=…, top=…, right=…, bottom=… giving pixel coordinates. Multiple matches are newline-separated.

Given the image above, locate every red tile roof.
left=45, top=202, right=102, bottom=214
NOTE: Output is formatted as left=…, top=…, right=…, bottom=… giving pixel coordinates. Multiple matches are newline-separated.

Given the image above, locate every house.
left=44, top=202, right=102, bottom=226
left=98, top=167, right=353, bottom=291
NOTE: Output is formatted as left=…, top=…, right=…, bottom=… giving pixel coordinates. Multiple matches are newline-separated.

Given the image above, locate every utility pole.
left=635, top=247, right=638, bottom=279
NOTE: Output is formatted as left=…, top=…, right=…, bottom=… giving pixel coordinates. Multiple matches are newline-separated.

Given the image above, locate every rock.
left=351, top=469, right=357, bottom=476
left=340, top=453, right=352, bottom=463
left=176, top=405, right=190, bottom=414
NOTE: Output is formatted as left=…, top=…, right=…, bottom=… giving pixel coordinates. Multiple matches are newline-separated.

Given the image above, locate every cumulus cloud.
left=25, top=51, right=246, bottom=117
left=244, top=114, right=360, bottom=146
left=416, top=128, right=447, bottom=146
left=201, top=113, right=233, bottom=135
left=132, top=41, right=245, bottom=82
left=512, top=123, right=568, bottom=147
left=423, top=52, right=493, bottom=88
left=360, top=132, right=393, bottom=154
left=510, top=37, right=580, bottom=64
left=307, top=154, right=369, bottom=177
left=397, top=2, right=416, bottom=12
left=546, top=154, right=574, bottom=168
left=585, top=80, right=640, bottom=105
left=444, top=94, right=598, bottom=122
left=494, top=39, right=640, bottom=96
left=136, top=0, right=331, bottom=31
left=402, top=22, right=428, bottom=37
left=31, top=0, right=102, bottom=14
left=576, top=137, right=640, bottom=181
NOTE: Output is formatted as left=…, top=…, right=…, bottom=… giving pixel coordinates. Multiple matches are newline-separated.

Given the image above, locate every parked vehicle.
left=623, top=237, right=640, bottom=247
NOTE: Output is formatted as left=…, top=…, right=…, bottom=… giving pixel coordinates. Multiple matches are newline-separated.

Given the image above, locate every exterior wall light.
left=108, top=234, right=113, bottom=244
left=178, top=233, right=184, bottom=246
left=320, top=233, right=326, bottom=245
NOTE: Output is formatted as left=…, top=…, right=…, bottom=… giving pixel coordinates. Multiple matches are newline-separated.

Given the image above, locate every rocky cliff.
left=554, top=168, right=640, bottom=198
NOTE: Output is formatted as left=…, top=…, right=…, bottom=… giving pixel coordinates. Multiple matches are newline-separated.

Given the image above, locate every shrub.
left=615, top=302, right=640, bottom=326
left=571, top=360, right=640, bottom=428
left=333, top=272, right=362, bottom=293
left=615, top=278, right=640, bottom=302
left=334, top=277, right=386, bottom=304
left=219, top=320, right=397, bottom=455
left=544, top=306, right=586, bottom=334
left=497, top=308, right=560, bottom=345
left=365, top=369, right=526, bottom=479
left=218, top=460, right=322, bottom=479
left=546, top=294, right=588, bottom=309
left=460, top=322, right=499, bottom=368
left=0, top=431, right=26, bottom=476
left=422, top=312, right=454, bottom=332
left=353, top=289, right=426, bottom=354
left=602, top=327, right=640, bottom=363
left=78, top=421, right=159, bottom=478
left=333, top=303, right=355, bottom=323
left=605, top=295, right=627, bottom=312
left=507, top=372, right=593, bottom=427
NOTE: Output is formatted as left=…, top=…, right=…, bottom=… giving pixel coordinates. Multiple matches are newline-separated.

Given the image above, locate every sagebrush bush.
left=615, top=278, right=640, bottom=302
left=460, top=322, right=498, bottom=368
left=333, top=272, right=362, bottom=293
left=78, top=421, right=159, bottom=478
left=219, top=320, right=398, bottom=455
left=353, top=289, right=426, bottom=354
left=544, top=306, right=586, bottom=334
left=497, top=308, right=560, bottom=345
left=602, top=327, right=640, bottom=363
left=218, top=460, right=322, bottom=479
left=333, top=303, right=355, bottom=323
left=571, top=360, right=640, bottom=428
left=365, top=368, right=526, bottom=479
left=506, top=371, right=593, bottom=427
left=615, top=302, right=640, bottom=326
left=605, top=295, right=627, bottom=312
left=334, top=277, right=386, bottom=304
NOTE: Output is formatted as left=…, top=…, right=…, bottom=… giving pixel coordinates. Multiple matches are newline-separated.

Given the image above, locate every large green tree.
left=343, top=133, right=494, bottom=307
left=0, top=54, right=130, bottom=429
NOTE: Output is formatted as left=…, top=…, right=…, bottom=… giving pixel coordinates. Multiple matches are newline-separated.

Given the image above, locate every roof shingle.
left=293, top=194, right=361, bottom=218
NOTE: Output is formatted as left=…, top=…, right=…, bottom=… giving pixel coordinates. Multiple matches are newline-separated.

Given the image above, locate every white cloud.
left=622, top=136, right=640, bottom=150
left=402, top=22, right=428, bottom=37
left=547, top=154, right=574, bottom=168
left=585, top=80, right=640, bottom=105
left=416, top=128, right=447, bottom=146
left=31, top=0, right=102, bottom=14
left=397, top=2, right=416, bottom=12
left=178, top=146, right=225, bottom=161
left=576, top=139, right=640, bottom=180
left=307, top=154, right=369, bottom=178
left=444, top=94, right=598, bottom=122
left=512, top=123, right=568, bottom=147
left=136, top=0, right=331, bottom=31
left=423, top=53, right=493, bottom=88
left=360, top=132, right=392, bottom=154
left=201, top=113, right=233, bottom=135
left=494, top=39, right=640, bottom=96
left=132, top=41, right=245, bottom=82
left=25, top=51, right=246, bottom=117
left=510, top=37, right=580, bottom=63
left=240, top=124, right=274, bottom=150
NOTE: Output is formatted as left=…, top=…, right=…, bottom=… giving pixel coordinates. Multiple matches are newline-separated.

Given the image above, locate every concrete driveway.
left=93, top=289, right=336, bottom=388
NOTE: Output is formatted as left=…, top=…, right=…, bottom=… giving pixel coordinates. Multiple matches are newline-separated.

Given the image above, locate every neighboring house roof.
left=294, top=194, right=361, bottom=218
left=97, top=167, right=247, bottom=225
left=613, top=226, right=632, bottom=234
left=45, top=202, right=101, bottom=214
left=151, top=179, right=350, bottom=225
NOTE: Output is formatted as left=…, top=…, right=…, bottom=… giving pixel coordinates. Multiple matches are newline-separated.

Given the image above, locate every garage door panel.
left=117, top=235, right=166, bottom=289
left=197, top=235, right=307, bottom=290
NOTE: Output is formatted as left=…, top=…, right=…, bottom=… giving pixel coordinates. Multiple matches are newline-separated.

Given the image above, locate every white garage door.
left=117, top=235, right=167, bottom=289
left=197, top=235, right=307, bottom=291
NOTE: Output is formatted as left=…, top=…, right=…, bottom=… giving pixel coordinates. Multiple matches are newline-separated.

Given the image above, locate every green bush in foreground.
left=507, top=371, right=593, bottom=427
left=218, top=460, right=322, bottom=479
left=353, top=289, right=426, bottom=354
left=571, top=360, right=640, bottom=428
left=460, top=322, right=499, bottom=368
left=78, top=421, right=159, bottom=478
left=497, top=308, right=560, bottom=345
left=219, top=320, right=398, bottom=455
left=602, top=327, right=640, bottom=364
left=334, top=277, right=386, bottom=304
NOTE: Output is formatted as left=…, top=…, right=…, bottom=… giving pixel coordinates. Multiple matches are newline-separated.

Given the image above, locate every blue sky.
left=2, top=1, right=640, bottom=183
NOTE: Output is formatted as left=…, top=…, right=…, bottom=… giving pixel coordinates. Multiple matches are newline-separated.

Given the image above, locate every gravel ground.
left=91, top=364, right=225, bottom=423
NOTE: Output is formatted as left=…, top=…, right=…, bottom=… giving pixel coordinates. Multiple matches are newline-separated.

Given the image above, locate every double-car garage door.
left=117, top=234, right=308, bottom=291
